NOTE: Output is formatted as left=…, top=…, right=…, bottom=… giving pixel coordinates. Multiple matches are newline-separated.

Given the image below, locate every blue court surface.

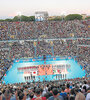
left=3, top=56, right=86, bottom=84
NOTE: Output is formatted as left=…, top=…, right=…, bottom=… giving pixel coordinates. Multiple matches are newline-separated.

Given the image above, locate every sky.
left=0, top=0, right=90, bottom=19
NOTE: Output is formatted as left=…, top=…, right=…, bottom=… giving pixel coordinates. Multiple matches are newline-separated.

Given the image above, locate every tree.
left=48, top=16, right=62, bottom=21
left=85, top=16, right=90, bottom=19
left=13, top=16, right=19, bottom=21
left=65, top=14, right=82, bottom=20
left=0, top=19, right=4, bottom=22
left=53, top=16, right=62, bottom=21
left=12, top=15, right=35, bottom=22
left=20, top=15, right=29, bottom=21
left=28, top=16, right=35, bottom=21
left=5, top=18, right=13, bottom=22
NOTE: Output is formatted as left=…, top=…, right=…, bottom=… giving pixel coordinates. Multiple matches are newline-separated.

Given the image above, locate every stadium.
left=0, top=17, right=90, bottom=99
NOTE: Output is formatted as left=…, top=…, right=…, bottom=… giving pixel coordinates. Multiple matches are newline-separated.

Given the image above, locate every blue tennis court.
left=3, top=56, right=86, bottom=84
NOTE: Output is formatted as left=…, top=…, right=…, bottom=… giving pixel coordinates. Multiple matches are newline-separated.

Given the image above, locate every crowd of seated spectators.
left=0, top=20, right=90, bottom=82
left=0, top=78, right=90, bottom=100
left=76, top=46, right=90, bottom=74
left=78, top=39, right=90, bottom=45
left=0, top=20, right=90, bottom=40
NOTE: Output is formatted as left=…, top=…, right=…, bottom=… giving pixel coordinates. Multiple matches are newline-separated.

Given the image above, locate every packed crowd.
left=76, top=46, right=90, bottom=74
left=0, top=78, right=90, bottom=100
left=0, top=20, right=90, bottom=40
left=0, top=20, right=90, bottom=81
left=78, top=39, right=90, bottom=45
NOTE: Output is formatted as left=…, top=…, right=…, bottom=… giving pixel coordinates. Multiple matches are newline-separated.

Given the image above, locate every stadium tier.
left=0, top=19, right=90, bottom=100
left=0, top=20, right=90, bottom=83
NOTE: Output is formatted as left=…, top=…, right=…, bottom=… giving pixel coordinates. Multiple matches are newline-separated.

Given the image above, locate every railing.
left=0, top=37, right=90, bottom=43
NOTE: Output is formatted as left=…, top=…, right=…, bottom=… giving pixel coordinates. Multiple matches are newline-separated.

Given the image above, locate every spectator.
left=48, top=88, right=64, bottom=100
left=32, top=88, right=47, bottom=100
left=74, top=88, right=85, bottom=100
left=60, top=86, right=68, bottom=100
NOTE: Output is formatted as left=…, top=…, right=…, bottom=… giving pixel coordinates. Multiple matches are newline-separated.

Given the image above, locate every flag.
left=16, top=60, right=19, bottom=62
left=38, top=66, right=45, bottom=75
left=16, top=22, right=20, bottom=24
left=68, top=57, right=71, bottom=59
left=50, top=41, right=53, bottom=46
left=53, top=58, right=56, bottom=60
left=57, top=69, right=60, bottom=73
left=32, top=71, right=37, bottom=76
left=53, top=70, right=56, bottom=74
left=46, top=65, right=53, bottom=75
left=32, top=59, right=35, bottom=61
left=33, top=42, right=37, bottom=47
left=10, top=35, right=15, bottom=39
left=33, top=71, right=36, bottom=74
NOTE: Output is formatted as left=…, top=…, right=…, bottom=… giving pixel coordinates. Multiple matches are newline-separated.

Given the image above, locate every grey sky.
left=0, top=0, right=90, bottom=18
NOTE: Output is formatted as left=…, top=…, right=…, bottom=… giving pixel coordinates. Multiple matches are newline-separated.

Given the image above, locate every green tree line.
left=0, top=15, right=35, bottom=22
left=0, top=14, right=90, bottom=22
